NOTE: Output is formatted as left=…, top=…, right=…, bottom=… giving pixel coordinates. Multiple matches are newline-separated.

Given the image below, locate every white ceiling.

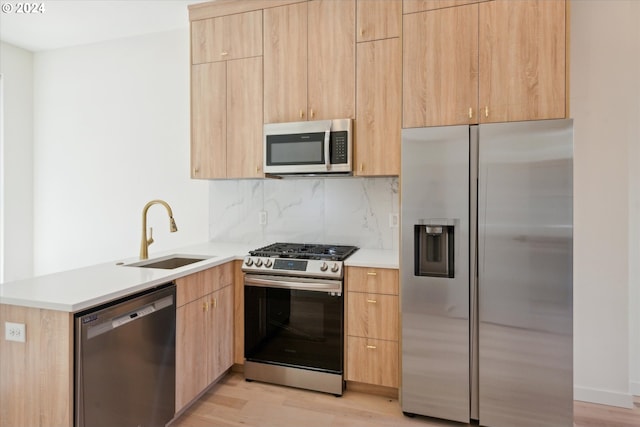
left=0, top=0, right=207, bottom=52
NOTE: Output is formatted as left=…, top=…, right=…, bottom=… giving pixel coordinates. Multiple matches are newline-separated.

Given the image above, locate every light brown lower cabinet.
left=0, top=305, right=73, bottom=427
left=345, top=267, right=399, bottom=389
left=346, top=336, right=399, bottom=388
left=176, top=296, right=209, bottom=409
left=233, top=260, right=245, bottom=365
left=0, top=262, right=235, bottom=426
left=175, top=264, right=234, bottom=412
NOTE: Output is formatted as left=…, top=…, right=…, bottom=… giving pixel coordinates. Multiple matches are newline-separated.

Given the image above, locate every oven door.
left=244, top=274, right=344, bottom=374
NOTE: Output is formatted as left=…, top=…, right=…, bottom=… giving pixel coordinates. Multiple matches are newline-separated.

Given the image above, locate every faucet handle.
left=147, top=227, right=154, bottom=245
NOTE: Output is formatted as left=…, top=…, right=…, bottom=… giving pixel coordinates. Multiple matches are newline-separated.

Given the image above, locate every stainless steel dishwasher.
left=75, top=283, right=176, bottom=427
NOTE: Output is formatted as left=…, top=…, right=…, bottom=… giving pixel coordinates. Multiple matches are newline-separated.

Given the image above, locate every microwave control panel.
left=330, top=131, right=348, bottom=164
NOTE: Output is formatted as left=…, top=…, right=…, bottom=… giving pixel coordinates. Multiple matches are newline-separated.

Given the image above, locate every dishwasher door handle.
left=87, top=294, right=174, bottom=339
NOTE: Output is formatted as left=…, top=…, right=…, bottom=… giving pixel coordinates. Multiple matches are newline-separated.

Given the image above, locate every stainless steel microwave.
left=263, top=118, right=352, bottom=175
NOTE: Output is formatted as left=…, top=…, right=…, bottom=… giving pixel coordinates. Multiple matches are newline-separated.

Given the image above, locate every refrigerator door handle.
left=469, top=126, right=479, bottom=420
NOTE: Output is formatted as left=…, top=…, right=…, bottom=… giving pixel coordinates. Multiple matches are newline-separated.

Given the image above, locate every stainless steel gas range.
left=242, top=243, right=358, bottom=396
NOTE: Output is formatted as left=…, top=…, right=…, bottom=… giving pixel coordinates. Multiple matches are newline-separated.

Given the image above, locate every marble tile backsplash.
left=209, top=177, right=399, bottom=250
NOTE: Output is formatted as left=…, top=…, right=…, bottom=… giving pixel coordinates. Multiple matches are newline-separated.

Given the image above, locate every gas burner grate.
left=249, top=242, right=358, bottom=261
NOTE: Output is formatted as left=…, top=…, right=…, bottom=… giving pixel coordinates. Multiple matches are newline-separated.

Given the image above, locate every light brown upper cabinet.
left=403, top=4, right=479, bottom=128
left=403, top=0, right=567, bottom=127
left=191, top=10, right=262, bottom=64
left=191, top=62, right=227, bottom=178
left=191, top=57, right=263, bottom=179
left=190, top=9, right=263, bottom=179
left=479, top=0, right=566, bottom=123
left=226, top=57, right=264, bottom=178
left=356, top=38, right=402, bottom=176
left=356, top=0, right=401, bottom=42
left=264, top=0, right=355, bottom=123
left=403, top=0, right=489, bottom=14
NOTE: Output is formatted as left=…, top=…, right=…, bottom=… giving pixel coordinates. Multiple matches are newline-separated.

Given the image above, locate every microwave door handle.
left=324, top=129, right=331, bottom=171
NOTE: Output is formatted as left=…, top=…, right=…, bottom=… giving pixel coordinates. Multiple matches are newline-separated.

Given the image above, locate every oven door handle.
left=244, top=275, right=342, bottom=294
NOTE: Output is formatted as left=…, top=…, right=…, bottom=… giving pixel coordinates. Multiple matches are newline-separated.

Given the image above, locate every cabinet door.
left=176, top=298, right=208, bottom=411
left=191, top=10, right=262, bottom=64
left=346, top=267, right=399, bottom=295
left=209, top=285, right=234, bottom=381
left=307, top=0, right=355, bottom=120
left=479, top=0, right=566, bottom=122
left=227, top=57, right=264, bottom=178
left=346, top=337, right=399, bottom=387
left=357, top=0, right=401, bottom=42
left=403, top=0, right=488, bottom=14
left=403, top=5, right=479, bottom=128
left=191, top=62, right=226, bottom=178
left=264, top=2, right=308, bottom=123
left=347, top=292, right=399, bottom=341
left=355, top=38, right=401, bottom=176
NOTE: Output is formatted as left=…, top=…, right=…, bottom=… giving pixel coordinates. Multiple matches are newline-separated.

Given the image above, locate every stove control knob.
left=331, top=263, right=339, bottom=273
left=255, top=258, right=263, bottom=267
left=245, top=258, right=254, bottom=267
left=320, top=262, right=328, bottom=272
left=265, top=259, right=273, bottom=268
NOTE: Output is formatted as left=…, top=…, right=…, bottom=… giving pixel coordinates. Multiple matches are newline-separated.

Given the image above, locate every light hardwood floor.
left=172, top=372, right=640, bottom=427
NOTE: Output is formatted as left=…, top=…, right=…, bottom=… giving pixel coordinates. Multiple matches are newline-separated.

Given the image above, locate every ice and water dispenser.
left=414, top=223, right=454, bottom=278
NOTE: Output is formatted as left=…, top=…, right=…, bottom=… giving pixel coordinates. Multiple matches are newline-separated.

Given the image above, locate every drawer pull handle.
left=367, top=299, right=377, bottom=304
left=366, top=345, right=377, bottom=349
left=203, top=302, right=208, bottom=311
left=367, top=272, right=377, bottom=276
left=221, top=51, right=229, bottom=56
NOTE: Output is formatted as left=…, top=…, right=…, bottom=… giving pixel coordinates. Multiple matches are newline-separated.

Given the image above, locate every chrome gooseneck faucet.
left=140, top=199, right=178, bottom=259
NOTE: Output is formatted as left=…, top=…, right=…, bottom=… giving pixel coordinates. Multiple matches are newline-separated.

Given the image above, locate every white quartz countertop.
left=344, top=248, right=399, bottom=269
left=0, top=242, right=398, bottom=313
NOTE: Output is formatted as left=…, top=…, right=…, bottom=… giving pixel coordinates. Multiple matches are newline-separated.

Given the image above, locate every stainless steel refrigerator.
left=401, top=119, right=573, bottom=427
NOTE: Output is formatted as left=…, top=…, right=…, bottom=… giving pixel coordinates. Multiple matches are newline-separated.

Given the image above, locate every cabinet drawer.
left=176, top=273, right=206, bottom=307
left=346, top=337, right=398, bottom=387
left=346, top=267, right=398, bottom=294
left=176, top=263, right=234, bottom=306
left=208, top=262, right=234, bottom=292
left=191, top=10, right=262, bottom=64
left=347, top=292, right=398, bottom=341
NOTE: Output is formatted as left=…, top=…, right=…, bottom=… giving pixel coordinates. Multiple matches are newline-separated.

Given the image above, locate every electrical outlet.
left=258, top=211, right=268, bottom=225
left=389, top=213, right=399, bottom=228
left=5, top=322, right=26, bottom=343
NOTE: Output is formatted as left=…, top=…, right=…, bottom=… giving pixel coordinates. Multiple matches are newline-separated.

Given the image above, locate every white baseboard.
left=631, top=381, right=640, bottom=397
left=574, top=386, right=634, bottom=408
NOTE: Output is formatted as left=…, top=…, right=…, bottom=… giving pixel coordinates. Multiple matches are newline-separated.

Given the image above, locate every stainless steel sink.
left=124, top=254, right=213, bottom=269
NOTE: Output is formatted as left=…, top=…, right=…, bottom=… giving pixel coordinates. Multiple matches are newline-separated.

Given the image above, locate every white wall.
left=571, top=0, right=639, bottom=407
left=0, top=42, right=34, bottom=282
left=32, top=29, right=208, bottom=275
